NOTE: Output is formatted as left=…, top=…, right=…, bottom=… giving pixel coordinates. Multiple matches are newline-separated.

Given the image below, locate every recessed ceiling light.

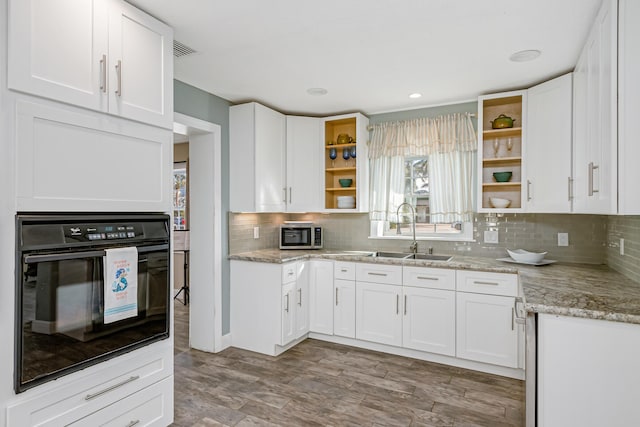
left=409, top=93, right=422, bottom=99
left=307, top=87, right=328, bottom=96
left=509, top=49, right=542, bottom=62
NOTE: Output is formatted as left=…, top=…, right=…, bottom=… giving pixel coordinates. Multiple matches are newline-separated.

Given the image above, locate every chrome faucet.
left=396, top=202, right=418, bottom=253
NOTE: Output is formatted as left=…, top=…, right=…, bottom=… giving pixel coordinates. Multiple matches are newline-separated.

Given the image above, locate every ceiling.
left=129, top=0, right=602, bottom=116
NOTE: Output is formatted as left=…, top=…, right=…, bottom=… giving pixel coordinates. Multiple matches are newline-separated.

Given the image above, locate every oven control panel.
left=64, top=224, right=141, bottom=242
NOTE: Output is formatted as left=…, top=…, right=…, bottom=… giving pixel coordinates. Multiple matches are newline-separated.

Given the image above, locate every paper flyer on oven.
left=104, top=247, right=138, bottom=324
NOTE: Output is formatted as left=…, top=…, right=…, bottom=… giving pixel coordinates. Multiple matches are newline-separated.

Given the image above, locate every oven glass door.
left=281, top=227, right=312, bottom=247
left=17, top=247, right=169, bottom=391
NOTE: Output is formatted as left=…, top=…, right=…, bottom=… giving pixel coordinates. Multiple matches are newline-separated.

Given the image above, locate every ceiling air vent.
left=173, top=40, right=197, bottom=58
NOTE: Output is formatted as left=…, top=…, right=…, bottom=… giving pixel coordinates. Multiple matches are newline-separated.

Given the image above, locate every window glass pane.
left=173, top=162, right=187, bottom=230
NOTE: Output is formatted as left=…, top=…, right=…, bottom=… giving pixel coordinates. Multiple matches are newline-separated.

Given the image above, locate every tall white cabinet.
left=572, top=0, right=617, bottom=214
left=525, top=73, right=573, bottom=213
left=8, top=0, right=173, bottom=129
left=286, top=116, right=322, bottom=212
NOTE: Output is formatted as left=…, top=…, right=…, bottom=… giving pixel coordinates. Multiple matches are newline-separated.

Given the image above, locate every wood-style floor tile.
left=172, top=298, right=524, bottom=426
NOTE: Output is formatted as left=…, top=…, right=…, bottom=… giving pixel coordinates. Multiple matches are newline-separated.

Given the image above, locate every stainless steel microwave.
left=279, top=223, right=323, bottom=249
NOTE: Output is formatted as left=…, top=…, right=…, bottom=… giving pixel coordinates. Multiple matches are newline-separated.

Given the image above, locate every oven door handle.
left=24, top=244, right=169, bottom=264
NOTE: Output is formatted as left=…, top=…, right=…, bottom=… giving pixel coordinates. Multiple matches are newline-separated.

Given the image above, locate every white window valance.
left=368, top=113, right=477, bottom=159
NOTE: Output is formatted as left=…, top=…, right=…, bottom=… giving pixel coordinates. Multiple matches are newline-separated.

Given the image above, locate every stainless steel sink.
left=372, top=251, right=453, bottom=261
left=372, top=251, right=413, bottom=259
left=411, top=253, right=453, bottom=261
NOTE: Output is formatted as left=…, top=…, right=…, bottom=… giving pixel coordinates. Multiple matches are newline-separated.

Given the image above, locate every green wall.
left=174, top=79, right=232, bottom=335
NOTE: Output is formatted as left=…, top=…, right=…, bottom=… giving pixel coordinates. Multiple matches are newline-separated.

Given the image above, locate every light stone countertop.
left=229, top=249, right=640, bottom=325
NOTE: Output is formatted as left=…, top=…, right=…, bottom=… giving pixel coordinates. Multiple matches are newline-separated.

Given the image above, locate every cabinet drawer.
left=6, top=344, right=172, bottom=427
left=456, top=270, right=518, bottom=297
left=356, top=263, right=402, bottom=285
left=403, top=266, right=455, bottom=290
left=334, top=261, right=356, bottom=280
left=70, top=376, right=173, bottom=427
left=282, top=262, right=298, bottom=283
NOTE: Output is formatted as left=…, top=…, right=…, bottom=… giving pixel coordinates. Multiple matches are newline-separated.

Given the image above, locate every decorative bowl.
left=507, top=249, right=548, bottom=264
left=338, top=178, right=353, bottom=187
left=490, top=197, right=511, bottom=208
left=493, top=171, right=513, bottom=182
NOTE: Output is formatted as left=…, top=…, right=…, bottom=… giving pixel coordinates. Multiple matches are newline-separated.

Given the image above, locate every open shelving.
left=324, top=118, right=358, bottom=209
left=478, top=93, right=525, bottom=211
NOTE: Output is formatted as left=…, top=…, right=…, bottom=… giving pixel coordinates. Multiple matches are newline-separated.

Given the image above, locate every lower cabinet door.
left=456, top=292, right=518, bottom=368
left=334, top=279, right=356, bottom=338
left=294, top=264, right=310, bottom=339
left=402, top=287, right=455, bottom=356
left=281, top=281, right=296, bottom=345
left=356, top=282, right=402, bottom=346
left=70, top=376, right=173, bottom=427
left=309, top=260, right=334, bottom=335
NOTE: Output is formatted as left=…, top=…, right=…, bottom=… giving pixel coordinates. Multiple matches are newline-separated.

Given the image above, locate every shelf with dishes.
left=324, top=116, right=359, bottom=209
left=478, top=92, right=525, bottom=211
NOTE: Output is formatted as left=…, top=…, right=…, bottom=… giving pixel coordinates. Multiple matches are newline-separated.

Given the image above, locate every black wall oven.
left=15, top=213, right=170, bottom=393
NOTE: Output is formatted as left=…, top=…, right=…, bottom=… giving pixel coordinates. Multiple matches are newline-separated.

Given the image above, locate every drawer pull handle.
left=85, top=375, right=140, bottom=401
left=368, top=272, right=388, bottom=277
left=417, top=276, right=438, bottom=281
left=126, top=421, right=140, bottom=427
left=341, top=268, right=348, bottom=272
left=473, top=281, right=499, bottom=286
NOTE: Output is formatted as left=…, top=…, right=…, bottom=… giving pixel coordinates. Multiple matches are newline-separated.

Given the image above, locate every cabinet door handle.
left=368, top=272, right=388, bottom=277
left=473, top=281, right=499, bottom=286
left=297, top=288, right=302, bottom=306
left=527, top=180, right=532, bottom=201
left=396, top=294, right=399, bottom=314
left=417, top=276, right=438, bottom=281
left=511, top=308, right=515, bottom=331
left=568, top=177, right=573, bottom=201
left=99, top=54, right=107, bottom=93
left=404, top=295, right=407, bottom=315
left=115, top=60, right=122, bottom=97
left=285, top=294, right=289, bottom=313
left=125, top=421, right=140, bottom=427
left=588, top=162, right=600, bottom=196
left=289, top=187, right=292, bottom=204
left=282, top=187, right=287, bottom=203
left=85, top=375, right=139, bottom=401
left=335, top=288, right=339, bottom=306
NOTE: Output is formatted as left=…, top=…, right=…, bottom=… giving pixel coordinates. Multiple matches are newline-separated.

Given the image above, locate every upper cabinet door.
left=286, top=116, right=322, bottom=212
left=8, top=0, right=109, bottom=111
left=572, top=0, right=618, bottom=214
left=108, top=0, right=174, bottom=129
left=8, top=0, right=173, bottom=129
left=525, top=73, right=573, bottom=213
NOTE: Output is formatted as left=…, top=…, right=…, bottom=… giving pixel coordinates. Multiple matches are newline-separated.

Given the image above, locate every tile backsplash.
left=606, top=216, right=640, bottom=283
left=229, top=212, right=608, bottom=265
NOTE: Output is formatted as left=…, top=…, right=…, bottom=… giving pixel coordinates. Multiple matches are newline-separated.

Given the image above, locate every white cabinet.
left=402, top=267, right=456, bottom=356
left=281, top=281, right=296, bottom=345
left=334, top=261, right=357, bottom=338
left=7, top=344, right=173, bottom=427
left=537, top=314, right=640, bottom=427
left=15, top=100, right=172, bottom=212
left=309, top=260, right=334, bottom=335
left=618, top=0, right=640, bottom=214
left=230, top=260, right=308, bottom=356
left=8, top=0, right=173, bottom=129
left=286, top=116, right=322, bottom=212
left=355, top=263, right=403, bottom=346
left=230, top=102, right=286, bottom=212
left=334, top=279, right=356, bottom=338
left=572, top=0, right=617, bottom=214
left=356, top=281, right=403, bottom=347
left=525, top=73, right=573, bottom=213
left=455, top=271, right=520, bottom=368
left=69, top=376, right=173, bottom=427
